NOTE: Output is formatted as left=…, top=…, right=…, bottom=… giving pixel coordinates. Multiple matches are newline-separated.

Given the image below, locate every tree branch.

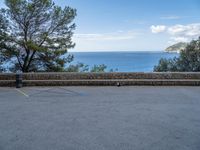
left=26, top=50, right=36, bottom=71
left=16, top=55, right=23, bottom=69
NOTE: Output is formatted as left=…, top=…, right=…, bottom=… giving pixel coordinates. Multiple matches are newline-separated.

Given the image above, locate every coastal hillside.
left=165, top=42, right=187, bottom=53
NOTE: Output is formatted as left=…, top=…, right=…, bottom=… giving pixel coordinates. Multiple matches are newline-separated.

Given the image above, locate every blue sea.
left=70, top=51, right=179, bottom=72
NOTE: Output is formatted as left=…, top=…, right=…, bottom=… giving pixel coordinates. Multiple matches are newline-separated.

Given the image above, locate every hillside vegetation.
left=155, top=37, right=200, bottom=72
left=165, top=42, right=188, bottom=53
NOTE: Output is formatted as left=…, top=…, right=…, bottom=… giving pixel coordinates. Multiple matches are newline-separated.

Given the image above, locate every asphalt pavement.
left=0, top=86, right=200, bottom=150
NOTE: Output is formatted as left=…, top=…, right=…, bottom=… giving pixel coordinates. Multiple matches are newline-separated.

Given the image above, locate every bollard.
left=116, top=82, right=121, bottom=87
left=16, top=73, right=23, bottom=88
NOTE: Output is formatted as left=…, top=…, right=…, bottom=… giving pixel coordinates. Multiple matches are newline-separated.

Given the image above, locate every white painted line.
left=15, top=89, right=29, bottom=98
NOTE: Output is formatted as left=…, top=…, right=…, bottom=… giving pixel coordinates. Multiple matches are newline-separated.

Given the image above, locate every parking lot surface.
left=0, top=86, right=200, bottom=150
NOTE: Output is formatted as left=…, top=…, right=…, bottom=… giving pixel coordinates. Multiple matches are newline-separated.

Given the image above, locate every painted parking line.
left=15, top=89, right=29, bottom=98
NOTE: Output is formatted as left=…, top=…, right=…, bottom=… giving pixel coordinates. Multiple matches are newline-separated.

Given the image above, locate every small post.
left=117, top=82, right=121, bottom=87
left=16, top=73, right=23, bottom=88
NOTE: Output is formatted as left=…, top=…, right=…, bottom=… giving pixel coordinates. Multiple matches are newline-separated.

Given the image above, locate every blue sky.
left=1, top=0, right=200, bottom=51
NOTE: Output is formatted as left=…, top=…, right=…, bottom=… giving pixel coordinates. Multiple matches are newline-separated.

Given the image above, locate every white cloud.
left=150, top=25, right=166, bottom=33
left=170, top=37, right=189, bottom=43
left=124, top=20, right=147, bottom=25
left=168, top=25, right=187, bottom=35
left=160, top=16, right=181, bottom=20
left=71, top=30, right=145, bottom=51
left=74, top=30, right=139, bottom=41
left=168, top=23, right=200, bottom=37
left=151, top=23, right=200, bottom=44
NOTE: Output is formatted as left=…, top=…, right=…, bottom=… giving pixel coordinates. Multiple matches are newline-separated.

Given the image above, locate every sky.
left=0, top=0, right=200, bottom=52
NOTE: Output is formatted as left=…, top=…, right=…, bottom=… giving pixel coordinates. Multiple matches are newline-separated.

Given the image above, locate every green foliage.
left=65, top=64, right=110, bottom=73
left=65, top=63, right=89, bottom=72
left=0, top=58, right=3, bottom=72
left=0, top=0, right=76, bottom=72
left=154, top=37, right=200, bottom=72
left=154, top=58, right=178, bottom=72
left=90, top=64, right=107, bottom=73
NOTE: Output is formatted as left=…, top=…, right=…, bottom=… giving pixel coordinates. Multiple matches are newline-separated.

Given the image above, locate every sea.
left=70, top=51, right=179, bottom=72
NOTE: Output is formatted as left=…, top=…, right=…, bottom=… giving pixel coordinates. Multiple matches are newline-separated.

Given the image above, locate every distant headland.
left=165, top=42, right=188, bottom=53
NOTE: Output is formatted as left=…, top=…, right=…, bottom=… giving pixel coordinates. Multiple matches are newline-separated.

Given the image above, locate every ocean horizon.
left=70, top=51, right=179, bottom=72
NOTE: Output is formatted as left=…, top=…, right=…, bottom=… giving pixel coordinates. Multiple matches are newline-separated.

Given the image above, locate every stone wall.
left=0, top=74, right=16, bottom=80
left=0, top=72, right=200, bottom=87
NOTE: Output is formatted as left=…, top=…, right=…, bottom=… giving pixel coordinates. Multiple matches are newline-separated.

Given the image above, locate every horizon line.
left=69, top=50, right=165, bottom=53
